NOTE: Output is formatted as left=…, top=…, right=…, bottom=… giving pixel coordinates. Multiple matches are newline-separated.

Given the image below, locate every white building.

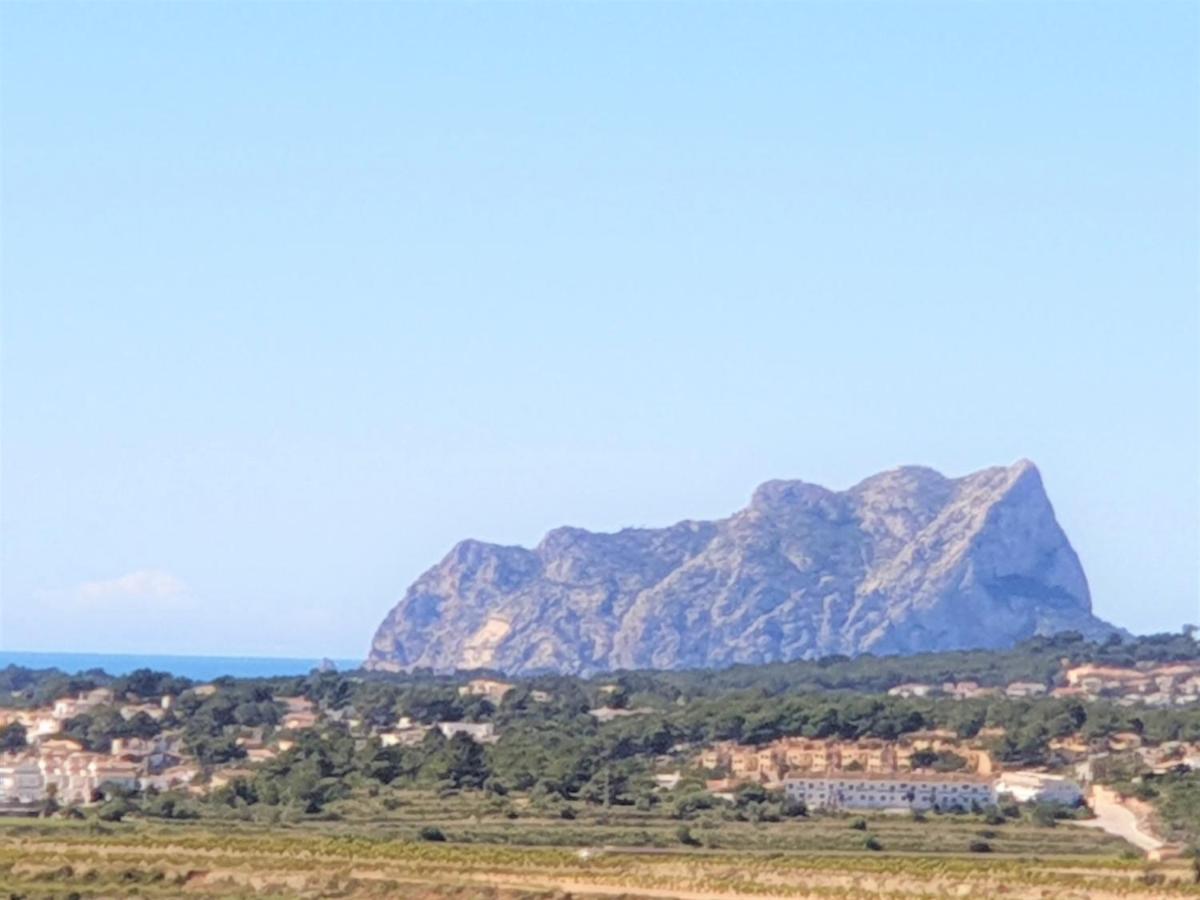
left=379, top=726, right=429, bottom=747
left=0, top=757, right=45, bottom=804
left=783, top=773, right=996, bottom=812
left=436, top=721, right=496, bottom=743
left=140, top=764, right=201, bottom=793
left=995, top=771, right=1082, bottom=805
left=27, top=714, right=61, bottom=739
left=653, top=772, right=682, bottom=790
left=887, top=683, right=934, bottom=699
left=1005, top=682, right=1048, bottom=698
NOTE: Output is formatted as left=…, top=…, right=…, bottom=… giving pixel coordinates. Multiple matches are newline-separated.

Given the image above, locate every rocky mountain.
left=366, top=460, right=1118, bottom=676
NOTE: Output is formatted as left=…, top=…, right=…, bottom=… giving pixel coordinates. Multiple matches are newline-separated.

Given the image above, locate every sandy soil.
left=1070, top=786, right=1164, bottom=854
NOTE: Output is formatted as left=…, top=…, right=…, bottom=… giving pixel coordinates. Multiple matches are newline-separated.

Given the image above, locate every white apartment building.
left=0, top=758, right=45, bottom=804
left=994, top=771, right=1083, bottom=805
left=783, top=773, right=997, bottom=812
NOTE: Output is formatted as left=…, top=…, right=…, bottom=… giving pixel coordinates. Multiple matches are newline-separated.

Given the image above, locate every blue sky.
left=1, top=2, right=1196, bottom=658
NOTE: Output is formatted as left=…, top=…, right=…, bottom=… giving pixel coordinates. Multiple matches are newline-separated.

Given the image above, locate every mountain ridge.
left=367, top=461, right=1118, bottom=675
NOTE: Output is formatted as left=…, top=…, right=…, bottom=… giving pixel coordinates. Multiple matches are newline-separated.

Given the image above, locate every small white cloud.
left=76, top=569, right=189, bottom=604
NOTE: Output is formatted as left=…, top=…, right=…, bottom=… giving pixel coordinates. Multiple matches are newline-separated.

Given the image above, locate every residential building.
left=1005, top=682, right=1048, bottom=698
left=783, top=773, right=996, bottom=812
left=697, top=735, right=996, bottom=784
left=457, top=679, right=515, bottom=705
left=436, top=721, right=496, bottom=743
left=209, top=768, right=255, bottom=790
left=379, top=727, right=429, bottom=747
left=995, top=771, right=1083, bottom=805
left=0, top=757, right=45, bottom=803
left=141, top=764, right=201, bottom=793
left=887, top=683, right=934, bottom=698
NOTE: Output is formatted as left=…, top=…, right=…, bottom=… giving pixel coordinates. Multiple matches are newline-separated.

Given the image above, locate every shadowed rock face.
left=366, top=461, right=1118, bottom=675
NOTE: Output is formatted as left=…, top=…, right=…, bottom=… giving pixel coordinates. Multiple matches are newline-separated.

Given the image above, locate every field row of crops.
left=1, top=820, right=1198, bottom=899
left=150, top=793, right=1140, bottom=856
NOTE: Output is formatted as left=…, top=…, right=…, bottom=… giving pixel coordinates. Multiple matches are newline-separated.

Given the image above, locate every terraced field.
left=1, top=818, right=1197, bottom=899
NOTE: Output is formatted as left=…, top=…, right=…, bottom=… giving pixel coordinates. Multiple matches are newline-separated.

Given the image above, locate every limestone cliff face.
left=366, top=461, right=1116, bottom=675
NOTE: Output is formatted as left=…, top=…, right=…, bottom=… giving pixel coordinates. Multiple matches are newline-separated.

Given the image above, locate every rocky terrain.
left=367, top=461, right=1118, bottom=675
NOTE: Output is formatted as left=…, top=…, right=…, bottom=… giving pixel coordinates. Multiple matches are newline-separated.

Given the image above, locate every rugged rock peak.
left=749, top=479, right=840, bottom=512
left=367, top=461, right=1118, bottom=675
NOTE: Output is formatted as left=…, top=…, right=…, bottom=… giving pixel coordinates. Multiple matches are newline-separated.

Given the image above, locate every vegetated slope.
left=367, top=460, right=1118, bottom=676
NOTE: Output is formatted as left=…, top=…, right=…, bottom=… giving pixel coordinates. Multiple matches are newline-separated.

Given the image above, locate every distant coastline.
left=0, top=651, right=360, bottom=680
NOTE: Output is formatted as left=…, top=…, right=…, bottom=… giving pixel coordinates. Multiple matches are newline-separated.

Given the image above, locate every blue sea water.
left=0, top=651, right=362, bottom=680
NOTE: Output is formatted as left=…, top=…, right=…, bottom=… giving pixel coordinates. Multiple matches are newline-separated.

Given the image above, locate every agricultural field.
left=201, top=789, right=1138, bottom=856
left=2, top=810, right=1198, bottom=900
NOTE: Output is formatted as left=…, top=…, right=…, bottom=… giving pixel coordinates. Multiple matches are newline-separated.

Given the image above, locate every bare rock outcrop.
left=366, top=460, right=1116, bottom=675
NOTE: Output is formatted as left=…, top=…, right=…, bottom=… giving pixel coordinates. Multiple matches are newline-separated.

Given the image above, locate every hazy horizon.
left=2, top=3, right=1197, bottom=658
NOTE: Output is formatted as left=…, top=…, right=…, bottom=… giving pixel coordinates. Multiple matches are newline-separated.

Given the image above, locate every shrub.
left=781, top=798, right=807, bottom=818
left=849, top=817, right=868, bottom=831
left=676, top=824, right=700, bottom=846
left=671, top=790, right=718, bottom=820
left=417, top=825, right=446, bottom=842
left=969, top=840, right=993, bottom=853
left=1031, top=804, right=1058, bottom=828
left=863, top=836, right=883, bottom=851
left=96, top=797, right=132, bottom=822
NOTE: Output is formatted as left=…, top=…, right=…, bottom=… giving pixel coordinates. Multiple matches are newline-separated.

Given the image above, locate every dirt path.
left=1070, top=787, right=1163, bottom=854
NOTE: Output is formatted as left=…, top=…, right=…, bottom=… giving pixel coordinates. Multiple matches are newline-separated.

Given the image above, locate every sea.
left=0, top=651, right=363, bottom=680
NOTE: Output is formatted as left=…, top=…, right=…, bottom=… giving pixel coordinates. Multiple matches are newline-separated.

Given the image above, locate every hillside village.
left=0, top=648, right=1198, bottom=856
left=888, top=660, right=1200, bottom=707
left=0, top=679, right=507, bottom=808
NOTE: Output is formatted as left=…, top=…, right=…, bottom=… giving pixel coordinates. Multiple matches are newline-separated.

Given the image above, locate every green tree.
left=0, top=722, right=27, bottom=751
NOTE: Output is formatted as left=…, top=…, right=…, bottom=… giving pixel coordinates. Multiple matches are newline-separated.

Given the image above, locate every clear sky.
left=1, top=2, right=1197, bottom=659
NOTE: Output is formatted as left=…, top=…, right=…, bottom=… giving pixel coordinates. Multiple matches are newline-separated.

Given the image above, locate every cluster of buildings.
left=887, top=680, right=1047, bottom=701
left=457, top=677, right=552, bottom=706
left=886, top=661, right=1200, bottom=708
left=1053, top=662, right=1200, bottom=707
left=0, top=734, right=198, bottom=806
left=699, top=732, right=996, bottom=784
left=0, top=685, right=344, bottom=808
left=0, top=684, right=218, bottom=808
left=1133, top=740, right=1200, bottom=774
left=698, top=735, right=1082, bottom=812
left=378, top=715, right=499, bottom=746
left=375, top=678, right=556, bottom=745
left=280, top=696, right=319, bottom=731
left=0, top=687, right=172, bottom=741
